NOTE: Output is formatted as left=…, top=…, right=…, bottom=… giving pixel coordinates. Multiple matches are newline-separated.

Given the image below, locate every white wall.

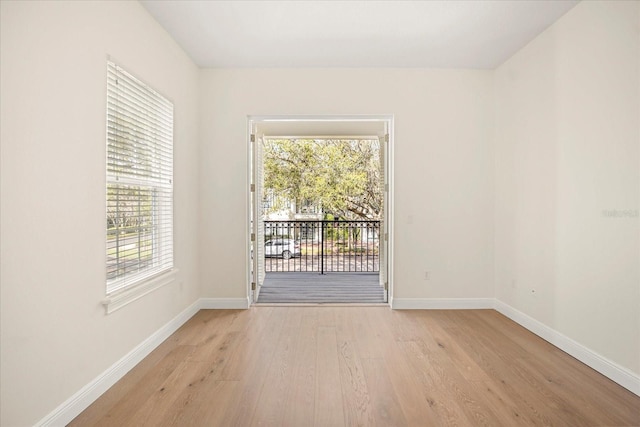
left=0, top=1, right=200, bottom=425
left=494, top=0, right=640, bottom=375
left=2, top=1, right=637, bottom=424
left=199, top=69, right=495, bottom=300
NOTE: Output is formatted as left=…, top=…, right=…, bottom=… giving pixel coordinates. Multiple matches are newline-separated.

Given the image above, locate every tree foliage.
left=263, top=139, right=382, bottom=219
left=106, top=184, right=153, bottom=236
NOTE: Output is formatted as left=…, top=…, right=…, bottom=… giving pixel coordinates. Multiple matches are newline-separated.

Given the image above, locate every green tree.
left=106, top=185, right=153, bottom=237
left=263, top=139, right=382, bottom=219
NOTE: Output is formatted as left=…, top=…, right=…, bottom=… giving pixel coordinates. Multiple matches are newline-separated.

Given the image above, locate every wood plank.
left=69, top=344, right=195, bottom=427
left=217, top=307, right=288, bottom=426
left=218, top=306, right=275, bottom=381
left=515, top=354, right=640, bottom=426
left=469, top=379, right=553, bottom=426
left=370, top=309, right=447, bottom=426
left=169, top=380, right=239, bottom=427
left=71, top=308, right=640, bottom=427
left=158, top=332, right=243, bottom=425
left=337, top=339, right=375, bottom=426
left=163, top=310, right=227, bottom=347
left=316, top=306, right=336, bottom=327
left=282, top=311, right=318, bottom=426
left=249, top=308, right=303, bottom=426
left=401, top=339, right=504, bottom=426
left=353, top=307, right=387, bottom=359
left=315, top=326, right=346, bottom=426
left=450, top=322, right=595, bottom=426
left=122, top=358, right=210, bottom=426
left=468, top=309, right=565, bottom=362
left=438, top=315, right=593, bottom=426
left=66, top=339, right=181, bottom=426
left=362, top=357, right=409, bottom=427
left=415, top=315, right=493, bottom=382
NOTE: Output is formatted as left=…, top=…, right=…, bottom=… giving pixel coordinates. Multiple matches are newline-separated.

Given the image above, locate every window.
left=106, top=61, right=173, bottom=294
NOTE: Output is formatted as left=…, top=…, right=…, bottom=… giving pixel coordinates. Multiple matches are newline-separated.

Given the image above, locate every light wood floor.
left=71, top=307, right=640, bottom=426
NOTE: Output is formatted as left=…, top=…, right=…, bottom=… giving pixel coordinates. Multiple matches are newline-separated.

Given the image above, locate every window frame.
left=105, top=60, right=175, bottom=302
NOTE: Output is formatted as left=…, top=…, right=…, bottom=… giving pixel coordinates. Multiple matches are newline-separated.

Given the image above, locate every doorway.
left=247, top=116, right=394, bottom=304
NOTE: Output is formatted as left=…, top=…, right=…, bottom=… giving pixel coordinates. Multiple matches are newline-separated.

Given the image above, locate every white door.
left=380, top=128, right=390, bottom=303
left=248, top=116, right=394, bottom=304
left=250, top=131, right=266, bottom=303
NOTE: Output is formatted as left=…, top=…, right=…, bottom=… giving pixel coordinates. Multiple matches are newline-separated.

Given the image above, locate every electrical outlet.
left=424, top=271, right=430, bottom=280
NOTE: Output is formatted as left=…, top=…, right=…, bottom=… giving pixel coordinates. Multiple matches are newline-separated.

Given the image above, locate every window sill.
left=101, top=269, right=178, bottom=314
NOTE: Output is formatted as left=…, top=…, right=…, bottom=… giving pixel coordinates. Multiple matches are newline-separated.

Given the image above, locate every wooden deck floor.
left=71, top=307, right=640, bottom=426
left=257, top=272, right=385, bottom=303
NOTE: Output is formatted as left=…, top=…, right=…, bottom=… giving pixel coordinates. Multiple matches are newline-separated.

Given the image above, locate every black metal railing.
left=263, top=220, right=380, bottom=273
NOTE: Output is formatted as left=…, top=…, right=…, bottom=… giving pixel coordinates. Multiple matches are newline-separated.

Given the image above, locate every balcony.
left=263, top=220, right=380, bottom=273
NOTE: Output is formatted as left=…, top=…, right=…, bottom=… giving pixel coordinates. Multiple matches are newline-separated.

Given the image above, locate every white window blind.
left=106, top=61, right=173, bottom=294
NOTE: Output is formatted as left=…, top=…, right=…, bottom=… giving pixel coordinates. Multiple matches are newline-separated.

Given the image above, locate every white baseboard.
left=35, top=297, right=249, bottom=426
left=35, top=299, right=202, bottom=427
left=494, top=299, right=640, bottom=397
left=200, top=297, right=250, bottom=309
left=390, top=297, right=640, bottom=396
left=35, top=295, right=639, bottom=426
left=391, top=297, right=495, bottom=310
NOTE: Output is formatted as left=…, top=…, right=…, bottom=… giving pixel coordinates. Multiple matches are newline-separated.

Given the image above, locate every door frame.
left=246, top=115, right=395, bottom=304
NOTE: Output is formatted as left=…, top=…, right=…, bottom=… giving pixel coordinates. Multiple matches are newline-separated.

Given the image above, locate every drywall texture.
left=494, top=0, right=640, bottom=375
left=0, top=1, right=200, bottom=425
left=199, top=69, right=495, bottom=300
left=2, top=1, right=637, bottom=424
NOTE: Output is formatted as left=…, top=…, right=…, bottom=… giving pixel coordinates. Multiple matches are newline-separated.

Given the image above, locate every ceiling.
left=140, top=0, right=579, bottom=69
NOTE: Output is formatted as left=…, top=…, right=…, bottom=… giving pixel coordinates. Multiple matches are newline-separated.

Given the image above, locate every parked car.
left=265, top=238, right=300, bottom=259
